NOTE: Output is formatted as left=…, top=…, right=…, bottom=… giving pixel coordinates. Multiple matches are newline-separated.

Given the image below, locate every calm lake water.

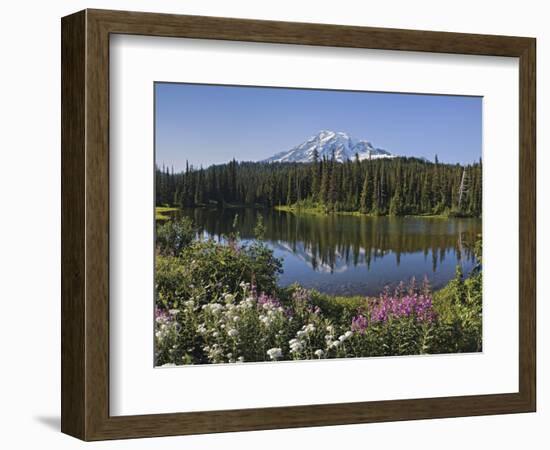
left=177, top=208, right=481, bottom=296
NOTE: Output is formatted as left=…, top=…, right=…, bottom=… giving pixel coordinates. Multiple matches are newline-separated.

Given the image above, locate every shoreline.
left=156, top=204, right=479, bottom=220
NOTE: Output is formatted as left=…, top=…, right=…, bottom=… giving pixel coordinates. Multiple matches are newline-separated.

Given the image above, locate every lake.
left=177, top=207, right=481, bottom=296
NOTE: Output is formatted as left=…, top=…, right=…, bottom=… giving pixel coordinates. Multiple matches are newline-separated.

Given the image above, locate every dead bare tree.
left=457, top=167, right=469, bottom=211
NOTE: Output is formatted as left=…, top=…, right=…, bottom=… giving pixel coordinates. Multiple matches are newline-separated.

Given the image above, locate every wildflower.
left=227, top=328, right=238, bottom=337
left=267, top=347, right=283, bottom=360
left=351, top=314, right=368, bottom=334
left=289, top=338, right=303, bottom=353
left=207, top=345, right=223, bottom=362
left=308, top=306, right=321, bottom=315
left=338, top=332, right=351, bottom=342
left=183, top=300, right=195, bottom=309
left=258, top=293, right=282, bottom=309
left=362, top=278, right=438, bottom=324
left=292, top=288, right=310, bottom=304
left=210, top=303, right=223, bottom=313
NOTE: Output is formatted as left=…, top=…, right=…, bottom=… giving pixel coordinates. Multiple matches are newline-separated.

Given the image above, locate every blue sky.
left=155, top=82, right=482, bottom=171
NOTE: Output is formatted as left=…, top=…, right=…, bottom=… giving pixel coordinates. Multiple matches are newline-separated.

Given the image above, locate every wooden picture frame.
left=61, top=9, right=536, bottom=441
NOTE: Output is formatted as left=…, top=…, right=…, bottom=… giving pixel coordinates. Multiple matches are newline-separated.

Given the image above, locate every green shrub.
left=156, top=239, right=282, bottom=310
left=156, top=216, right=195, bottom=256
left=433, top=266, right=482, bottom=353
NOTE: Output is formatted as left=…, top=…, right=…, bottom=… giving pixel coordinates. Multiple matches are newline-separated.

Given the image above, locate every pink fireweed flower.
left=308, top=305, right=322, bottom=315
left=368, top=283, right=437, bottom=324
left=257, top=293, right=281, bottom=309
left=291, top=288, right=311, bottom=304
left=351, top=314, right=368, bottom=334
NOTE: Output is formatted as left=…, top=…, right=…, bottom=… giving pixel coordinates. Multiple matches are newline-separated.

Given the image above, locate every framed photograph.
left=61, top=9, right=536, bottom=440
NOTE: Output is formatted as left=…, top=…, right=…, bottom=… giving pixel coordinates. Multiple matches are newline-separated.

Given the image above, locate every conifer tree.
left=319, top=157, right=329, bottom=205
left=311, top=149, right=320, bottom=202
left=359, top=170, right=372, bottom=214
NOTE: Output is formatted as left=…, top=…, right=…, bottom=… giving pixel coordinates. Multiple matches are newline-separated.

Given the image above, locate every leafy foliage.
left=156, top=216, right=195, bottom=256
left=156, top=239, right=282, bottom=310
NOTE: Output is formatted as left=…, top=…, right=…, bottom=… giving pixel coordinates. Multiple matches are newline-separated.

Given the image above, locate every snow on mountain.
left=263, top=130, right=395, bottom=163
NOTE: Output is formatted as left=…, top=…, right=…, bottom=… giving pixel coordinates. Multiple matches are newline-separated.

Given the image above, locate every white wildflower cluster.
left=202, top=303, right=223, bottom=314
left=267, top=347, right=283, bottom=360
left=156, top=284, right=345, bottom=366
left=289, top=323, right=317, bottom=356
left=326, top=330, right=353, bottom=351
left=300, top=323, right=316, bottom=336
left=154, top=310, right=181, bottom=364
left=259, top=308, right=281, bottom=327
left=340, top=331, right=353, bottom=342
left=190, top=292, right=258, bottom=363
left=227, top=328, right=238, bottom=337
left=183, top=300, right=195, bottom=310
left=223, top=293, right=235, bottom=304
left=240, top=296, right=256, bottom=309
left=324, top=325, right=338, bottom=350
left=257, top=298, right=285, bottom=328
left=155, top=316, right=177, bottom=343
left=289, top=338, right=303, bottom=354
left=203, top=343, right=223, bottom=362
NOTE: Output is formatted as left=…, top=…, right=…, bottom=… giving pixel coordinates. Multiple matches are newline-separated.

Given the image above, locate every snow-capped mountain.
left=263, top=130, right=395, bottom=163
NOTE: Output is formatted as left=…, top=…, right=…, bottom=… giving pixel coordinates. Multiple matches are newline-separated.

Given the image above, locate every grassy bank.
left=274, top=204, right=449, bottom=219
left=156, top=206, right=179, bottom=221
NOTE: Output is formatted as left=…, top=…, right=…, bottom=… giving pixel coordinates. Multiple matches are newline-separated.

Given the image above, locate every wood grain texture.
left=61, top=10, right=86, bottom=439
left=61, top=9, right=537, bottom=441
left=518, top=39, right=536, bottom=410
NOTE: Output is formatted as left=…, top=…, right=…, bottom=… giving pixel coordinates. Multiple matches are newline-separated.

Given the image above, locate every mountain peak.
left=263, top=130, right=395, bottom=163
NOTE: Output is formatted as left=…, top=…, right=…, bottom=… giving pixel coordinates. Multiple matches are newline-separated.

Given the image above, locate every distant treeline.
left=156, top=154, right=482, bottom=217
